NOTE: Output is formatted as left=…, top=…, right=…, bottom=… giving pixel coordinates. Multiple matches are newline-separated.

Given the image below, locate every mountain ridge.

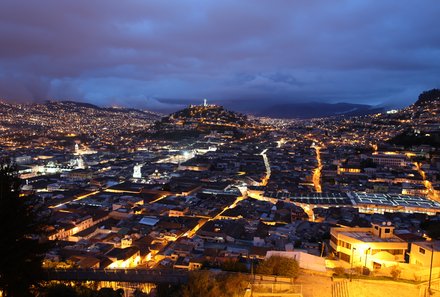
left=256, top=101, right=385, bottom=119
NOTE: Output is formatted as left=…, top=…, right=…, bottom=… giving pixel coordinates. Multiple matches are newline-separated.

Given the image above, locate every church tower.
left=133, top=164, right=143, bottom=179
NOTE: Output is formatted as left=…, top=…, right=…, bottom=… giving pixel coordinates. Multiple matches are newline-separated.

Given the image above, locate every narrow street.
left=260, top=148, right=271, bottom=186
left=415, top=162, right=439, bottom=201
left=312, top=144, right=322, bottom=193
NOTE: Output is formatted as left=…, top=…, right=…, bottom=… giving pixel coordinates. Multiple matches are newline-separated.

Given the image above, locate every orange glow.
left=312, top=146, right=322, bottom=193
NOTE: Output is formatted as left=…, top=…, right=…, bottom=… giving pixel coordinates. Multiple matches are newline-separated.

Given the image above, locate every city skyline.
left=0, top=0, right=439, bottom=113
left=1, top=2, right=440, bottom=296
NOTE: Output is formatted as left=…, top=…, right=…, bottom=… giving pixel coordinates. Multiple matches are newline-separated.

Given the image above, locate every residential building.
left=330, top=223, right=408, bottom=269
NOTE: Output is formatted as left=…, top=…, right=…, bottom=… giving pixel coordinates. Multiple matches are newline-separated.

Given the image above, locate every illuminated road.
left=50, top=190, right=100, bottom=209
left=212, top=195, right=246, bottom=221
left=148, top=194, right=248, bottom=269
left=415, top=162, right=439, bottom=201
left=50, top=180, right=141, bottom=209
left=182, top=194, right=247, bottom=241
left=260, top=148, right=271, bottom=186
left=151, top=196, right=247, bottom=267
left=312, top=145, right=322, bottom=193
left=304, top=134, right=323, bottom=193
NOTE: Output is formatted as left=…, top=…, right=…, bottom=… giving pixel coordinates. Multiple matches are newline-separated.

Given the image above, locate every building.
left=66, top=169, right=94, bottom=181
left=330, top=223, right=408, bottom=269
left=409, top=241, right=440, bottom=267
left=133, top=163, right=143, bottom=179
left=106, top=247, right=141, bottom=269
left=15, top=155, right=32, bottom=165
left=372, top=153, right=408, bottom=167
left=259, top=191, right=440, bottom=216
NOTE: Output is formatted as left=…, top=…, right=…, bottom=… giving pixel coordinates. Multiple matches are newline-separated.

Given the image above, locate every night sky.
left=0, top=0, right=439, bottom=112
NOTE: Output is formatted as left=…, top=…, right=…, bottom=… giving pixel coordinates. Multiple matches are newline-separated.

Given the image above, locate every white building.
left=330, top=223, right=408, bottom=269
left=133, top=163, right=143, bottom=179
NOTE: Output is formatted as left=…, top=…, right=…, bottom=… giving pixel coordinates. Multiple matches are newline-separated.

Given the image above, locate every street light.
left=350, top=247, right=356, bottom=282
left=250, top=256, right=256, bottom=297
left=319, top=241, right=325, bottom=257
left=364, top=247, right=371, bottom=275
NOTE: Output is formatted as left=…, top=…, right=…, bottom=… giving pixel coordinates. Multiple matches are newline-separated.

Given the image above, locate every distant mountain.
left=257, top=102, right=384, bottom=119
left=48, top=100, right=101, bottom=109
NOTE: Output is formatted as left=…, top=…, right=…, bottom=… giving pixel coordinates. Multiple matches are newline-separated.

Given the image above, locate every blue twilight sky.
left=0, top=0, right=439, bottom=112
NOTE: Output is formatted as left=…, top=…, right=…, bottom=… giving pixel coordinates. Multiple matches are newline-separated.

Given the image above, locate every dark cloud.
left=0, top=0, right=439, bottom=111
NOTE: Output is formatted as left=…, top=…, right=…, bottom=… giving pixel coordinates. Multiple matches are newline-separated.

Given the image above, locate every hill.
left=46, top=100, right=160, bottom=119
left=0, top=100, right=160, bottom=144
left=414, top=89, right=440, bottom=106
left=168, top=104, right=248, bottom=125
left=149, top=103, right=259, bottom=140
left=257, top=102, right=384, bottom=119
left=380, top=89, right=440, bottom=147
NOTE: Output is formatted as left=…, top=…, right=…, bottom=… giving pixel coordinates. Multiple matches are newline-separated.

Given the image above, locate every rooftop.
left=340, top=231, right=404, bottom=243
left=415, top=241, right=440, bottom=252
left=351, top=192, right=440, bottom=209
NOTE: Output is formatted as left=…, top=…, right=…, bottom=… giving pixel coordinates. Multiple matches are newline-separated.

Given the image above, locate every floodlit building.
left=330, top=222, right=408, bottom=269
left=106, top=247, right=141, bottom=269
left=133, top=163, right=143, bottom=179
left=409, top=241, right=440, bottom=267
left=372, top=153, right=408, bottom=167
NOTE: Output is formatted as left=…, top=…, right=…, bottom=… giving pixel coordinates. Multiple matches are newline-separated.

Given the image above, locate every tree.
left=420, top=221, right=440, bottom=239
left=390, top=266, right=401, bottom=280
left=181, top=271, right=221, bottom=297
left=132, top=288, right=149, bottom=297
left=216, top=273, right=249, bottom=297
left=45, top=284, right=78, bottom=297
left=180, top=271, right=249, bottom=297
left=256, top=256, right=300, bottom=278
left=333, top=266, right=346, bottom=276
left=156, top=283, right=181, bottom=297
left=0, top=161, right=49, bottom=297
left=43, top=284, right=122, bottom=297
left=97, top=288, right=124, bottom=297
left=220, top=259, right=249, bottom=272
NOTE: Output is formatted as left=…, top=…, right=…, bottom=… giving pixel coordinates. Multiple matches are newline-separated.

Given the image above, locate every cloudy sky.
left=0, top=0, right=439, bottom=112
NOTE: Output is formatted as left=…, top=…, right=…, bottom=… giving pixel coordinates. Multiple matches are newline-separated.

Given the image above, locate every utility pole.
left=250, top=256, right=254, bottom=297
left=428, top=244, right=434, bottom=295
